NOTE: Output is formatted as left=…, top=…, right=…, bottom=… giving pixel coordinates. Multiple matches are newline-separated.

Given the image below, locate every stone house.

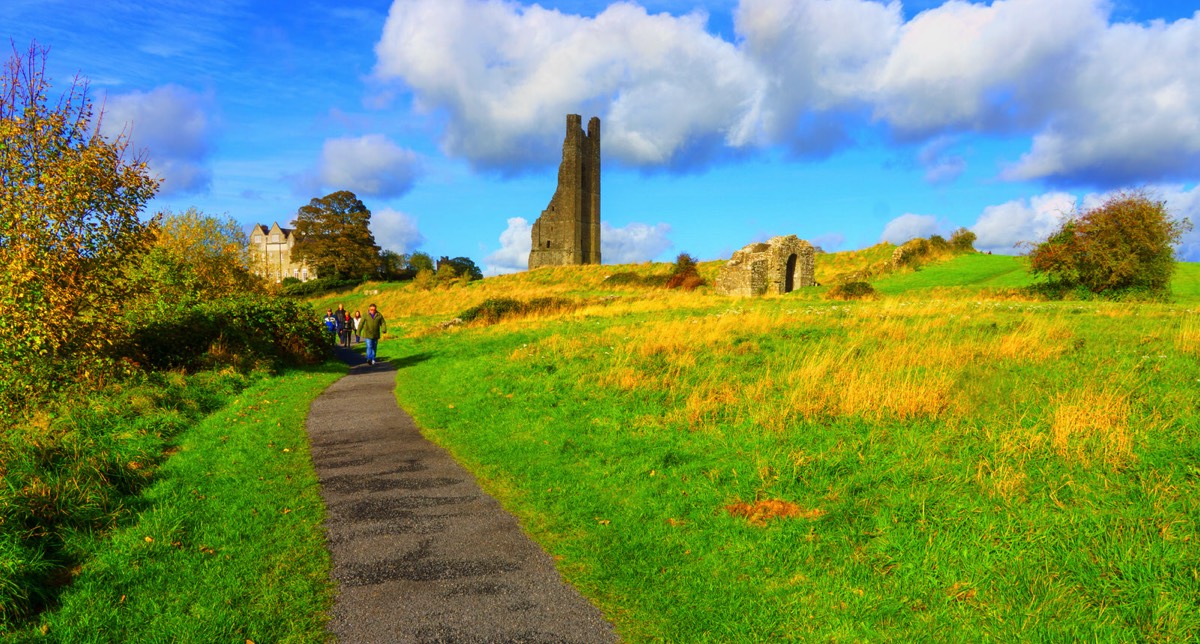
left=250, top=222, right=316, bottom=283
left=715, top=235, right=816, bottom=297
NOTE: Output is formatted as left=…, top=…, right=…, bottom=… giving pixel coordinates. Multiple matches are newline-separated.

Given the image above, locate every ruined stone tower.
left=528, top=114, right=601, bottom=269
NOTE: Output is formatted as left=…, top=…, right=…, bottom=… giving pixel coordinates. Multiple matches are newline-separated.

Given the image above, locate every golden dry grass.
left=1050, top=387, right=1133, bottom=467
left=1176, top=314, right=1200, bottom=354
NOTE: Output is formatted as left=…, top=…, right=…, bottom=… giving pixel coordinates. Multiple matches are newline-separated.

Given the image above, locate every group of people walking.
left=324, top=303, right=387, bottom=365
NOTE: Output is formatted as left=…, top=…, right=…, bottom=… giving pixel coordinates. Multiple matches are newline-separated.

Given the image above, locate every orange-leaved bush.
left=1026, top=191, right=1191, bottom=297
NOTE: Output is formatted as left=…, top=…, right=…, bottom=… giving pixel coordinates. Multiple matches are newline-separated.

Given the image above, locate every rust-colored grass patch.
left=726, top=499, right=825, bottom=526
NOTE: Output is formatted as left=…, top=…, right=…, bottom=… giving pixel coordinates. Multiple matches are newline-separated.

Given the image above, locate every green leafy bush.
left=950, top=227, right=977, bottom=252
left=125, top=295, right=330, bottom=371
left=826, top=281, right=878, bottom=300
left=280, top=276, right=361, bottom=297
left=458, top=297, right=578, bottom=325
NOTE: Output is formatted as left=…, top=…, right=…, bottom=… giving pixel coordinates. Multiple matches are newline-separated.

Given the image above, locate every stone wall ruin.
left=528, top=114, right=601, bottom=269
left=715, top=235, right=816, bottom=297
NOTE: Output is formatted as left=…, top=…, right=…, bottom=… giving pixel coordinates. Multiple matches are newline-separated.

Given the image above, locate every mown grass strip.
left=16, top=362, right=346, bottom=643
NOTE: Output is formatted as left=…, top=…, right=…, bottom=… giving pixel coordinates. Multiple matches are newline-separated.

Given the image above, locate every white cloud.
left=810, top=232, right=846, bottom=252
left=318, top=134, right=420, bottom=197
left=917, top=136, right=966, bottom=185
left=372, top=207, right=423, bottom=254
left=880, top=213, right=942, bottom=244
left=100, top=85, right=214, bottom=196
left=374, top=0, right=763, bottom=171
left=601, top=222, right=673, bottom=263
left=374, top=0, right=1200, bottom=186
left=484, top=217, right=532, bottom=276
left=1003, top=14, right=1200, bottom=184
left=970, top=192, right=1076, bottom=254
left=734, top=0, right=899, bottom=155
left=872, top=0, right=1104, bottom=133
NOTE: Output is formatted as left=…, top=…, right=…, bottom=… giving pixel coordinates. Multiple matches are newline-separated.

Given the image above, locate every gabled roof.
left=254, top=222, right=294, bottom=239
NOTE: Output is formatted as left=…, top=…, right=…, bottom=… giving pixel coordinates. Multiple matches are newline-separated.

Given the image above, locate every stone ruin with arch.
left=715, top=235, right=816, bottom=297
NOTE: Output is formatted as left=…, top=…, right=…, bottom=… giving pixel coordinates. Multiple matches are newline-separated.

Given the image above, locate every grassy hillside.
left=872, top=253, right=1035, bottom=294
left=310, top=255, right=1200, bottom=641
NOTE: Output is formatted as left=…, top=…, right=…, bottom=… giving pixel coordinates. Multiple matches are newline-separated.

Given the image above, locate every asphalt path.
left=306, top=346, right=617, bottom=643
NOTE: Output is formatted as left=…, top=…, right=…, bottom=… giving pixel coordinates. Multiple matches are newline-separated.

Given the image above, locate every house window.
left=302, top=269, right=308, bottom=281
left=271, top=234, right=280, bottom=243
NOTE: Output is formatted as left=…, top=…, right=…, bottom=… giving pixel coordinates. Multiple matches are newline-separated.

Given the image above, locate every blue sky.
left=5, top=0, right=1199, bottom=273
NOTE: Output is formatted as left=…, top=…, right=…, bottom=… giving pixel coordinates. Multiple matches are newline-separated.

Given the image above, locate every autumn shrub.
left=666, top=252, right=705, bottom=290
left=0, top=44, right=158, bottom=417
left=893, top=238, right=931, bottom=268
left=126, top=208, right=264, bottom=309
left=1027, top=192, right=1191, bottom=298
left=826, top=281, right=878, bottom=300
left=666, top=272, right=706, bottom=291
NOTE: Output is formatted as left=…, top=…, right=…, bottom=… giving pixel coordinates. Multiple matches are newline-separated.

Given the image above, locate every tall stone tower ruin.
left=528, top=114, right=601, bottom=269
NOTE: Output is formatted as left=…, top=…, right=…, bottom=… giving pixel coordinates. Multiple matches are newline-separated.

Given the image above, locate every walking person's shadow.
left=334, top=346, right=432, bottom=372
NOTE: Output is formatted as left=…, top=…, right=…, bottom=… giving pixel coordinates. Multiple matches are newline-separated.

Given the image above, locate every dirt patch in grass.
left=725, top=499, right=825, bottom=526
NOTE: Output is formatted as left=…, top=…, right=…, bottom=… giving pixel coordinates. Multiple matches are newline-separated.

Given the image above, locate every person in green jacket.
left=359, top=303, right=387, bottom=365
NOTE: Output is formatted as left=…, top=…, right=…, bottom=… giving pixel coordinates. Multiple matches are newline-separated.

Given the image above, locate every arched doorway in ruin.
left=785, top=253, right=798, bottom=292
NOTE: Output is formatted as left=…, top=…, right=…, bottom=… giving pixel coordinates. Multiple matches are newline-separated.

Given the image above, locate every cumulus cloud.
left=871, top=0, right=1105, bottom=133
left=734, top=0, right=898, bottom=155
left=374, top=0, right=763, bottom=171
left=373, top=0, right=1200, bottom=186
left=100, top=85, right=213, bottom=196
left=602, top=222, right=673, bottom=263
left=1003, top=15, right=1200, bottom=185
left=372, top=207, right=424, bottom=254
left=484, top=217, right=533, bottom=275
left=318, top=135, right=420, bottom=198
left=880, top=213, right=942, bottom=244
left=969, top=192, right=1077, bottom=254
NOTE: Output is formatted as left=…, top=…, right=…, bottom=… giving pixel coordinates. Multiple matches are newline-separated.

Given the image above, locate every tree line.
left=275, top=189, right=481, bottom=295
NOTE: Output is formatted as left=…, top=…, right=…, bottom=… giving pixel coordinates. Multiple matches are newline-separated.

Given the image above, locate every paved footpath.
left=306, top=347, right=617, bottom=643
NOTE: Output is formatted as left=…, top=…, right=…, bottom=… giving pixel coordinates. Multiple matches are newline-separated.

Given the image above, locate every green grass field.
left=311, top=255, right=1200, bottom=641
left=3, top=363, right=345, bottom=643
